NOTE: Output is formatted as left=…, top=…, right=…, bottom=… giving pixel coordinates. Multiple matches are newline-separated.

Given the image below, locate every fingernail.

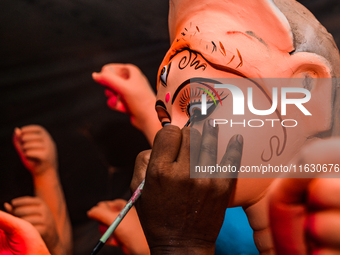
left=208, top=119, right=216, bottom=128
left=163, top=122, right=171, bottom=127
left=237, top=134, right=243, bottom=145
left=4, top=202, right=12, bottom=212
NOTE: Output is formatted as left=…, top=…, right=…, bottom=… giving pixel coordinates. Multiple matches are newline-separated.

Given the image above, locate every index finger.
left=176, top=127, right=201, bottom=165
left=149, top=125, right=182, bottom=164
left=218, top=134, right=243, bottom=179
left=197, top=120, right=219, bottom=168
left=20, top=125, right=45, bottom=134
left=11, top=196, right=41, bottom=207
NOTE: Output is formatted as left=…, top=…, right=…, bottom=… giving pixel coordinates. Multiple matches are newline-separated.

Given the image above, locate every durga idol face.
left=155, top=11, right=332, bottom=206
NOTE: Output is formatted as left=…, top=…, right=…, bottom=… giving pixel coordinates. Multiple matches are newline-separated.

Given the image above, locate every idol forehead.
left=158, top=0, right=297, bottom=88
left=157, top=33, right=287, bottom=92
left=168, top=0, right=293, bottom=50
left=159, top=30, right=262, bottom=72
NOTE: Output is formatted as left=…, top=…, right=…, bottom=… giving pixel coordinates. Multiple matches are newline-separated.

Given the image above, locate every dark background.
left=0, top=1, right=170, bottom=254
left=0, top=0, right=339, bottom=254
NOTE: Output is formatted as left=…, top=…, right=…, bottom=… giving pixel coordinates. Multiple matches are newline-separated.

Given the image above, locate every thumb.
left=131, top=150, right=151, bottom=191
left=106, top=199, right=128, bottom=212
left=0, top=210, right=25, bottom=235
left=12, top=128, right=23, bottom=155
left=13, top=128, right=28, bottom=166
left=87, top=204, right=118, bottom=226
left=87, top=199, right=129, bottom=226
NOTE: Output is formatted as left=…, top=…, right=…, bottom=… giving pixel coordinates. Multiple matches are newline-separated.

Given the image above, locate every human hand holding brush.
left=131, top=121, right=243, bottom=255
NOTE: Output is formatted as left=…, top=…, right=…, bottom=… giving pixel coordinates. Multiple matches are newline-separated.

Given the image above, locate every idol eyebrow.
left=168, top=47, right=247, bottom=77
left=171, top=77, right=223, bottom=105
left=171, top=79, right=191, bottom=105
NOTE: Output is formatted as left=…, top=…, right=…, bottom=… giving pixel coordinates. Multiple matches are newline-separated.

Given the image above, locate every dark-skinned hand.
left=131, top=120, right=243, bottom=255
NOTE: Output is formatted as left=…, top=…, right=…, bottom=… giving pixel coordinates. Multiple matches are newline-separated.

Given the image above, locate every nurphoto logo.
left=200, top=84, right=311, bottom=116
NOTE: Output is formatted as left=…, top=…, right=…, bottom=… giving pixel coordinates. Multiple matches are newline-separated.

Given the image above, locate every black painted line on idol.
left=165, top=47, right=287, bottom=161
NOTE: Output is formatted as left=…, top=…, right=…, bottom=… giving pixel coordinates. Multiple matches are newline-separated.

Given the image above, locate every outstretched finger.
left=87, top=203, right=118, bottom=226
left=92, top=64, right=130, bottom=95
left=198, top=120, right=219, bottom=168
left=218, top=134, right=243, bottom=179
left=20, top=133, right=44, bottom=143
left=24, top=150, right=45, bottom=160
left=22, top=142, right=44, bottom=151
left=20, top=125, right=44, bottom=134
left=11, top=196, right=41, bottom=207
left=177, top=127, right=201, bottom=166
left=11, top=205, right=41, bottom=218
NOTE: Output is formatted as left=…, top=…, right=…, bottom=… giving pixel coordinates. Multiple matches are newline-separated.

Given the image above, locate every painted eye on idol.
left=160, top=63, right=171, bottom=86
left=178, top=84, right=227, bottom=123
